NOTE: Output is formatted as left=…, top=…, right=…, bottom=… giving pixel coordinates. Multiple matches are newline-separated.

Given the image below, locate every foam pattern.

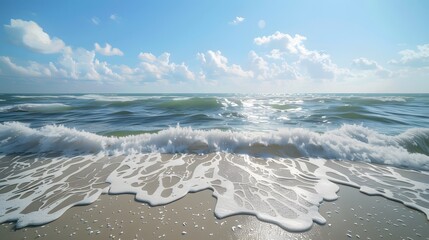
left=0, top=152, right=428, bottom=230
left=0, top=122, right=428, bottom=230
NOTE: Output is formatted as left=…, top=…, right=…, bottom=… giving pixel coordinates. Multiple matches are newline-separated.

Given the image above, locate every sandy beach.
left=1, top=184, right=428, bottom=240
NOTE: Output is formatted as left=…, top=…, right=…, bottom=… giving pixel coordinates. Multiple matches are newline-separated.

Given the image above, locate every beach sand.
left=1, top=184, right=428, bottom=240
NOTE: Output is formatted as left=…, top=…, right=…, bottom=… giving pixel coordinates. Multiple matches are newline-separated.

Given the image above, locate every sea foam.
left=0, top=122, right=428, bottom=230
left=0, top=122, right=428, bottom=170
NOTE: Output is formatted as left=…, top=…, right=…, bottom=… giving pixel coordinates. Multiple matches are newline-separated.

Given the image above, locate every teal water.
left=1, top=93, right=427, bottom=136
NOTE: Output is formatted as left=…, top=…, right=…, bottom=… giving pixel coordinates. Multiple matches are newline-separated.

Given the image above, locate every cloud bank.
left=1, top=19, right=428, bottom=92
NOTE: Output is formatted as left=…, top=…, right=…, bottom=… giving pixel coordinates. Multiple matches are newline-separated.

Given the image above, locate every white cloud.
left=94, top=43, right=124, bottom=56
left=110, top=14, right=118, bottom=21
left=59, top=47, right=123, bottom=81
left=258, top=20, right=266, bottom=29
left=254, top=31, right=344, bottom=80
left=197, top=50, right=253, bottom=79
left=249, top=51, right=297, bottom=80
left=138, top=52, right=157, bottom=62
left=297, top=51, right=340, bottom=79
left=0, top=55, right=71, bottom=79
left=1, top=19, right=194, bottom=86
left=137, top=52, right=195, bottom=81
left=352, top=58, right=381, bottom=70
left=230, top=16, right=245, bottom=25
left=0, top=47, right=193, bottom=85
left=91, top=17, right=100, bottom=25
left=266, top=49, right=285, bottom=60
left=0, top=48, right=123, bottom=82
left=4, top=17, right=424, bottom=93
left=4, top=19, right=65, bottom=54
left=351, top=58, right=392, bottom=79
left=0, top=56, right=46, bottom=77
left=254, top=31, right=307, bottom=54
left=389, top=44, right=429, bottom=67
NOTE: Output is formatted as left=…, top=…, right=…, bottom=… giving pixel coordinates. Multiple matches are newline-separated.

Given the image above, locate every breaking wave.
left=0, top=103, right=71, bottom=113
left=1, top=122, right=428, bottom=170
left=0, top=121, right=428, bottom=231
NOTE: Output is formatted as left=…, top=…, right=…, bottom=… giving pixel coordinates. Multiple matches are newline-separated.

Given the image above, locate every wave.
left=342, top=96, right=410, bottom=105
left=0, top=103, right=71, bottom=113
left=12, top=94, right=156, bottom=102
left=13, top=95, right=63, bottom=99
left=1, top=122, right=429, bottom=230
left=78, top=94, right=143, bottom=102
left=1, top=122, right=428, bottom=170
left=156, top=97, right=223, bottom=110
left=109, top=110, right=134, bottom=116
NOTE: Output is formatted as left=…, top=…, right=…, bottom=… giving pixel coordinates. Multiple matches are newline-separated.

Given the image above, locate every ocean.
left=0, top=93, right=428, bottom=231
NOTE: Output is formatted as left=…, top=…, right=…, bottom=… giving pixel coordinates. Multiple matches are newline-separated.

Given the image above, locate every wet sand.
left=1, top=184, right=428, bottom=240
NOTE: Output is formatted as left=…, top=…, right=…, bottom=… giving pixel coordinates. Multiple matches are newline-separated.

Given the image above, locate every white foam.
left=1, top=122, right=429, bottom=230
left=13, top=95, right=62, bottom=99
left=78, top=94, right=141, bottom=102
left=1, top=122, right=428, bottom=170
left=359, top=96, right=408, bottom=102
left=1, top=151, right=428, bottom=231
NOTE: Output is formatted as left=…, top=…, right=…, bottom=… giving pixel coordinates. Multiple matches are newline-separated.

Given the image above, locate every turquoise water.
left=1, top=93, right=427, bottom=135
left=0, top=93, right=428, bottom=230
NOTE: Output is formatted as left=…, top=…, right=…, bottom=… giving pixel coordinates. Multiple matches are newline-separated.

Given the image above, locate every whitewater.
left=0, top=93, right=428, bottom=231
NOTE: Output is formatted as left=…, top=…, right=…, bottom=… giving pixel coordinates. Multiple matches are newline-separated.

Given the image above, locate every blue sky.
left=0, top=0, right=428, bottom=93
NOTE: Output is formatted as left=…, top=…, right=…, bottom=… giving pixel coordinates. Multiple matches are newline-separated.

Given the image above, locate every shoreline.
left=1, top=184, right=428, bottom=240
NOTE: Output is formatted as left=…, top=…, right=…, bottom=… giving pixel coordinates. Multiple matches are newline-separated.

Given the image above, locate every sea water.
left=0, top=93, right=428, bottom=230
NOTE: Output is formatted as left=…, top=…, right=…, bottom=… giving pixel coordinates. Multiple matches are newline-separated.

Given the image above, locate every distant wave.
left=0, top=103, right=71, bottom=113
left=78, top=94, right=142, bottom=102
left=13, top=94, right=155, bottom=102
left=156, top=97, right=223, bottom=110
left=1, top=122, right=428, bottom=170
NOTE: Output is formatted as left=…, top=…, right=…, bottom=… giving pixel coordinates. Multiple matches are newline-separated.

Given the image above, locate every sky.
left=0, top=0, right=428, bottom=93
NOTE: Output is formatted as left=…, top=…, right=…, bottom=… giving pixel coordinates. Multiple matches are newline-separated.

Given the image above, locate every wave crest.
left=0, top=103, right=71, bottom=113
left=0, top=122, right=428, bottom=170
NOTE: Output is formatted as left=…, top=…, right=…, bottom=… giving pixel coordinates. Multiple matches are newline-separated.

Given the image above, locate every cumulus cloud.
left=254, top=32, right=307, bottom=54
left=389, top=44, right=429, bottom=67
left=1, top=19, right=198, bottom=86
left=0, top=56, right=48, bottom=77
left=4, top=17, right=413, bottom=92
left=94, top=43, right=124, bottom=56
left=254, top=31, right=344, bottom=80
left=230, top=16, right=245, bottom=25
left=298, top=53, right=338, bottom=79
left=4, top=19, right=65, bottom=54
left=137, top=52, right=195, bottom=81
left=249, top=51, right=297, bottom=80
left=197, top=50, right=253, bottom=79
left=1, top=49, right=196, bottom=83
left=0, top=48, right=122, bottom=82
left=351, top=57, right=392, bottom=78
left=138, top=52, right=157, bottom=62
left=59, top=48, right=100, bottom=80
left=352, top=58, right=381, bottom=70
left=0, top=55, right=75, bottom=80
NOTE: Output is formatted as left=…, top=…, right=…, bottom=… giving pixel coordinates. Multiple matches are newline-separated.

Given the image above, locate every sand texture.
left=1, top=184, right=428, bottom=240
